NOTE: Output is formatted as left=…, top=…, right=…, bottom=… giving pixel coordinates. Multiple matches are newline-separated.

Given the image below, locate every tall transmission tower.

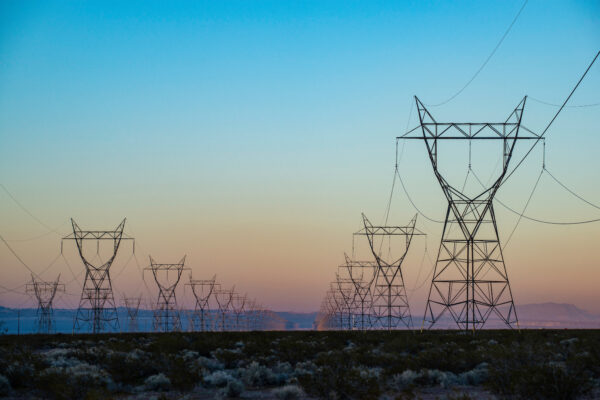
left=401, top=96, right=540, bottom=331
left=354, top=214, right=424, bottom=330
left=145, top=256, right=189, bottom=332
left=26, top=274, right=65, bottom=334
left=343, top=255, right=377, bottom=331
left=186, top=275, right=216, bottom=332
left=62, top=219, right=133, bottom=333
left=122, top=296, right=142, bottom=332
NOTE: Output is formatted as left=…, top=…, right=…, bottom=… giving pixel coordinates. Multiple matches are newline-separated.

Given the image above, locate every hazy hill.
left=1, top=303, right=599, bottom=333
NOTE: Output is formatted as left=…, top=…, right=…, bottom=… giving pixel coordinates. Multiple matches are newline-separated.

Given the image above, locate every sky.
left=0, top=0, right=599, bottom=314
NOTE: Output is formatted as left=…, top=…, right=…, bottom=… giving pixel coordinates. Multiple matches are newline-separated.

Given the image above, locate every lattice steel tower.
left=344, top=255, right=377, bottom=330
left=355, top=214, right=424, bottom=330
left=186, top=275, right=216, bottom=332
left=146, top=256, right=189, bottom=332
left=26, top=274, right=65, bottom=334
left=63, top=219, right=133, bottom=333
left=401, top=96, right=539, bottom=331
left=122, top=296, right=142, bottom=332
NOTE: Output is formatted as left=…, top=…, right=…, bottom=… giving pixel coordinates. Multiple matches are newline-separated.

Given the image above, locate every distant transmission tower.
left=26, top=274, right=65, bottom=334
left=146, top=256, right=189, bottom=332
left=335, top=271, right=356, bottom=330
left=401, top=96, right=539, bottom=331
left=231, top=293, right=247, bottom=331
left=62, top=219, right=133, bottom=333
left=344, top=255, right=377, bottom=331
left=122, top=296, right=142, bottom=332
left=214, top=287, right=234, bottom=331
left=355, top=214, right=424, bottom=330
left=186, top=275, right=216, bottom=332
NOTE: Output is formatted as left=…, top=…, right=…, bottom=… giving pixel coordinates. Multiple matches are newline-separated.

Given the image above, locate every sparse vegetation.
left=0, top=330, right=597, bottom=399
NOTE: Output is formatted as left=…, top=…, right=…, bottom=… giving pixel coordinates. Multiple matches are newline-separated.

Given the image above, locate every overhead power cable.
left=503, top=50, right=600, bottom=184
left=395, top=168, right=444, bottom=224
left=473, top=169, right=600, bottom=225
left=528, top=96, right=600, bottom=108
left=504, top=169, right=543, bottom=247
left=0, top=184, right=65, bottom=237
left=427, top=0, right=528, bottom=106
left=544, top=167, right=600, bottom=211
left=0, top=233, right=41, bottom=279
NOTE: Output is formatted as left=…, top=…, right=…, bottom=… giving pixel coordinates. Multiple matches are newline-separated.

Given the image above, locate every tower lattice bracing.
left=26, top=274, right=65, bottom=334
left=186, top=275, right=216, bottom=332
left=355, top=214, right=424, bottom=330
left=214, top=287, right=234, bottom=331
left=402, top=96, right=540, bottom=331
left=334, top=272, right=356, bottom=330
left=146, top=256, right=189, bottom=332
left=122, top=296, right=142, bottom=332
left=63, top=219, right=133, bottom=333
left=344, top=255, right=377, bottom=330
left=231, top=293, right=247, bottom=331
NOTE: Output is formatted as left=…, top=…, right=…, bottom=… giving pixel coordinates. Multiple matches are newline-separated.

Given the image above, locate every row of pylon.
left=315, top=214, right=423, bottom=331
left=24, top=218, right=284, bottom=334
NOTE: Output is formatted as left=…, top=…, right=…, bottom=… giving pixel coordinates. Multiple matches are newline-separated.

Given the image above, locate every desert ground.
left=0, top=330, right=599, bottom=400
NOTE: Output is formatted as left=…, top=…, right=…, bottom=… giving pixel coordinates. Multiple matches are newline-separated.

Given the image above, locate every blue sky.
left=0, top=1, right=599, bottom=312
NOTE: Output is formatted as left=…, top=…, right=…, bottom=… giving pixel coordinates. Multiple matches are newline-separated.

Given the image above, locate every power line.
left=504, top=169, right=543, bottom=247
left=427, top=0, right=529, bottom=107
left=0, top=233, right=41, bottom=279
left=472, top=169, right=600, bottom=225
left=528, top=96, right=600, bottom=108
left=503, top=50, right=600, bottom=184
left=395, top=167, right=444, bottom=224
left=544, top=167, right=600, bottom=211
left=0, top=184, right=65, bottom=236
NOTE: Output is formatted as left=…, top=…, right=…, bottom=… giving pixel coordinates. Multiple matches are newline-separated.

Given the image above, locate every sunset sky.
left=1, top=0, right=599, bottom=314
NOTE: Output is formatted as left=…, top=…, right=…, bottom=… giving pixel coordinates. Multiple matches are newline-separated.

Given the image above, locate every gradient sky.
left=1, top=0, right=599, bottom=313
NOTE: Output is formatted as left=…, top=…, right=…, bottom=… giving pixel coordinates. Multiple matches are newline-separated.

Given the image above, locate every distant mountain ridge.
left=1, top=303, right=599, bottom=333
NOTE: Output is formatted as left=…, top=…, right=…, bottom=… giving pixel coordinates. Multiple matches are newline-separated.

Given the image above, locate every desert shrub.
left=102, top=350, right=160, bottom=386
left=195, top=355, right=224, bottom=372
left=0, top=374, right=11, bottom=396
left=166, top=354, right=200, bottom=389
left=241, top=361, right=286, bottom=387
left=273, top=384, right=305, bottom=400
left=213, top=347, right=243, bottom=368
left=487, top=362, right=592, bottom=400
left=298, top=355, right=381, bottom=400
left=144, top=373, right=171, bottom=391
left=220, top=377, right=244, bottom=398
left=204, top=370, right=233, bottom=388
left=37, top=365, right=113, bottom=400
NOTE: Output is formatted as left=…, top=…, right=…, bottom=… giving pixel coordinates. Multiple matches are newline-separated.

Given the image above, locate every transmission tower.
left=335, top=271, right=356, bottom=330
left=231, top=293, right=247, bottom=331
left=186, top=275, right=216, bottom=332
left=214, top=287, right=234, bottom=331
left=401, top=96, right=539, bottom=331
left=354, top=214, right=424, bottom=330
left=145, top=256, right=189, bottom=332
left=122, top=296, right=142, bottom=332
left=62, top=219, right=133, bottom=333
left=343, top=254, right=377, bottom=331
left=26, top=274, right=65, bottom=334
